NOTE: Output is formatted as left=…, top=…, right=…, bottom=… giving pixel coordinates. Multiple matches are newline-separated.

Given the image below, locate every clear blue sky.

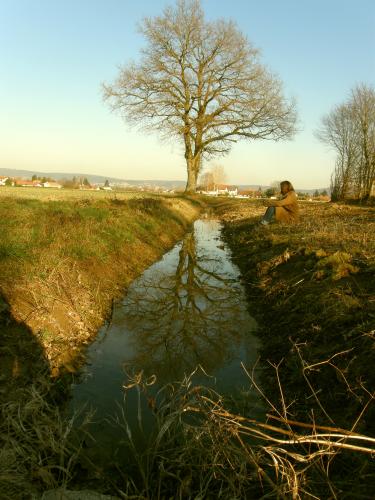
left=1, top=0, right=374, bottom=188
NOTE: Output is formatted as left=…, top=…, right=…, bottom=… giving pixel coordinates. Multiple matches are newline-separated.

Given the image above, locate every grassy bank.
left=210, top=197, right=375, bottom=497
left=0, top=189, right=201, bottom=371
left=0, top=189, right=202, bottom=497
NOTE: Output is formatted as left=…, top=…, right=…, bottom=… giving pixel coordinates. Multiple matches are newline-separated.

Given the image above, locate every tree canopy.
left=103, top=0, right=297, bottom=192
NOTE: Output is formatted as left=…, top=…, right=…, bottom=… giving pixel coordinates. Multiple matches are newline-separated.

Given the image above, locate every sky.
left=1, top=0, right=374, bottom=188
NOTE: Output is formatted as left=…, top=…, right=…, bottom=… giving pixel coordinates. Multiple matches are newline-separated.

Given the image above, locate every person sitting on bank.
left=260, top=180, right=299, bottom=225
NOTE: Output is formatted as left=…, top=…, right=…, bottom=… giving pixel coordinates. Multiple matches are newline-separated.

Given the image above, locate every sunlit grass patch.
left=316, top=250, right=360, bottom=280
left=0, top=191, right=200, bottom=369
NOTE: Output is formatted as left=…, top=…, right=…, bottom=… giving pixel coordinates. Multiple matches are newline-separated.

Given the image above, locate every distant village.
left=197, top=184, right=329, bottom=201
left=0, top=175, right=113, bottom=191
left=0, top=174, right=330, bottom=200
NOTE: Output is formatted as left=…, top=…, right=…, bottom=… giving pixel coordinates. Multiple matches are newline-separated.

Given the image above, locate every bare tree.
left=316, top=84, right=375, bottom=200
left=199, top=170, right=214, bottom=191
left=199, top=163, right=227, bottom=190
left=210, top=164, right=227, bottom=186
left=103, top=0, right=297, bottom=192
left=351, top=84, right=375, bottom=198
left=316, top=103, right=360, bottom=200
left=270, top=180, right=281, bottom=192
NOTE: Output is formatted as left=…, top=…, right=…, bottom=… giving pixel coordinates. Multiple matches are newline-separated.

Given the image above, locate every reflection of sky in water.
left=71, top=219, right=262, bottom=456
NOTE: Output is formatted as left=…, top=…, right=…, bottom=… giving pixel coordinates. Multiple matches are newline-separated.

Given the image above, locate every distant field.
left=0, top=186, right=146, bottom=201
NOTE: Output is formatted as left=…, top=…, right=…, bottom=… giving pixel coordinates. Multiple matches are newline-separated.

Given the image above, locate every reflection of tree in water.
left=118, top=229, right=250, bottom=382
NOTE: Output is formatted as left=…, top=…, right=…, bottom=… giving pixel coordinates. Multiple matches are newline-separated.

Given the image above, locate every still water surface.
left=71, top=219, right=262, bottom=455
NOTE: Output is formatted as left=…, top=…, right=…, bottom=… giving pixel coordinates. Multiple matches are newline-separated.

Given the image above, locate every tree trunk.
left=185, top=156, right=200, bottom=193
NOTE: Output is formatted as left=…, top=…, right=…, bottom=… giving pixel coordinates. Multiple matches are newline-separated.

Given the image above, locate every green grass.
left=0, top=185, right=144, bottom=202
left=0, top=189, right=201, bottom=366
left=0, top=191, right=188, bottom=270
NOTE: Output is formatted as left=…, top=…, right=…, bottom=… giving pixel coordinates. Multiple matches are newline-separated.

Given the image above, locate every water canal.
left=71, top=219, right=263, bottom=460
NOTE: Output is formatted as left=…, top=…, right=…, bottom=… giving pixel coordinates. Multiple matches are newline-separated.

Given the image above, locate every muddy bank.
left=212, top=198, right=375, bottom=496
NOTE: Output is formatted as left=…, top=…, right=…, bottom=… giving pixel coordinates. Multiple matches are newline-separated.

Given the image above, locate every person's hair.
left=280, top=180, right=294, bottom=192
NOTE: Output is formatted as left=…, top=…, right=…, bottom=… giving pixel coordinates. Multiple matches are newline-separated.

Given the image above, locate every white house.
left=201, top=184, right=238, bottom=196
left=227, top=186, right=238, bottom=197
left=42, top=181, right=62, bottom=189
left=0, top=176, right=9, bottom=186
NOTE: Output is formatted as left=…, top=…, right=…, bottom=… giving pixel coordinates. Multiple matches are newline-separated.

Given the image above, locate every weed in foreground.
left=0, top=379, right=90, bottom=500
left=99, top=366, right=375, bottom=499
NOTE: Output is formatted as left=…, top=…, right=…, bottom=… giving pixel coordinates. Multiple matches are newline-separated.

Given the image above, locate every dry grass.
left=0, top=195, right=373, bottom=498
left=1, top=363, right=373, bottom=499
left=96, top=367, right=374, bottom=499
left=0, top=373, right=89, bottom=499
left=205, top=197, right=375, bottom=497
left=211, top=198, right=374, bottom=258
left=213, top=198, right=375, bottom=410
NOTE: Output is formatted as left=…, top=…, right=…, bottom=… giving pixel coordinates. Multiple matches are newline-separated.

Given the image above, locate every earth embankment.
left=210, top=197, right=374, bottom=495
left=0, top=190, right=202, bottom=373
left=213, top=198, right=374, bottom=429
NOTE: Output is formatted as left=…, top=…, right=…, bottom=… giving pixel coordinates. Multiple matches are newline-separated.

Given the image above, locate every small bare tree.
left=210, top=164, right=228, bottom=186
left=198, top=164, right=227, bottom=190
left=199, top=170, right=214, bottom=191
left=103, top=0, right=297, bottom=192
